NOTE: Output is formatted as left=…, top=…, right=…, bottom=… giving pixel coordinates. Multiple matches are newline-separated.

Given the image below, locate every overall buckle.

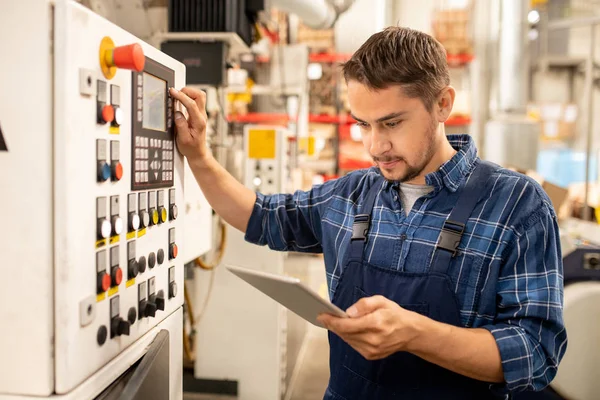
left=436, top=220, right=465, bottom=256
left=351, top=214, right=370, bottom=241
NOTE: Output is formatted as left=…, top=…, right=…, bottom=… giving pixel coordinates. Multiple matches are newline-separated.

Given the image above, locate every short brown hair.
left=342, top=26, right=450, bottom=111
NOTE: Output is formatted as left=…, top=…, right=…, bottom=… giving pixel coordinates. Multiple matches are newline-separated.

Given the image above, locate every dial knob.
left=97, top=218, right=111, bottom=240
left=129, top=213, right=140, bottom=231
left=170, top=204, right=178, bottom=221
left=159, top=207, right=167, bottom=223
left=148, top=252, right=156, bottom=269
left=127, top=307, right=137, bottom=325
left=140, top=210, right=150, bottom=228
left=97, top=325, right=108, bottom=346
left=169, top=281, right=178, bottom=298
left=137, top=256, right=147, bottom=273
left=157, top=249, right=165, bottom=265
left=111, top=317, right=130, bottom=337
left=112, top=216, right=123, bottom=236
left=128, top=259, right=138, bottom=278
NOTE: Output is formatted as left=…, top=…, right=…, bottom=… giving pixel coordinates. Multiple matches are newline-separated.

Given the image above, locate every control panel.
left=243, top=125, right=290, bottom=195
left=51, top=2, right=187, bottom=394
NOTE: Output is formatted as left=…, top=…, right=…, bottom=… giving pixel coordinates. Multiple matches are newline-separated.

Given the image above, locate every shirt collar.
left=382, top=134, right=478, bottom=193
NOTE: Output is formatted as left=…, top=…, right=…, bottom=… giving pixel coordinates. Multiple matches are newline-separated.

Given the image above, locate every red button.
left=102, top=273, right=111, bottom=292
left=102, top=105, right=114, bottom=123
left=112, top=44, right=145, bottom=72
left=170, top=243, right=178, bottom=259
left=114, top=162, right=123, bottom=181
left=112, top=267, right=123, bottom=286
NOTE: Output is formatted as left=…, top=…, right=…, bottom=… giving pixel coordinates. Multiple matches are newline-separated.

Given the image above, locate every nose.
left=370, top=128, right=391, bottom=157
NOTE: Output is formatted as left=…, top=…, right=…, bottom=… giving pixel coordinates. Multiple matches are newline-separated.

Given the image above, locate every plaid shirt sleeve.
left=482, top=204, right=568, bottom=394
left=244, top=176, right=345, bottom=253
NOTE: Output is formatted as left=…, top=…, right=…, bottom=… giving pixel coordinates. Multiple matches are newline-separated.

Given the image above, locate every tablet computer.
left=226, top=264, right=347, bottom=327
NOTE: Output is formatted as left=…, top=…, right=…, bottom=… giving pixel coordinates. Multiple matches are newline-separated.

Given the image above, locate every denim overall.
left=324, top=160, right=501, bottom=400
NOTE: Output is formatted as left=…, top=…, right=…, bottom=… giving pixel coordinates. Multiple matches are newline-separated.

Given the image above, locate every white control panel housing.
left=0, top=0, right=209, bottom=397
left=243, top=125, right=290, bottom=195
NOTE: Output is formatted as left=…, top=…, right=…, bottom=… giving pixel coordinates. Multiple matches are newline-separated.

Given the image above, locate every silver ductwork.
left=497, top=0, right=529, bottom=113
left=270, top=0, right=355, bottom=29
left=484, top=0, right=540, bottom=171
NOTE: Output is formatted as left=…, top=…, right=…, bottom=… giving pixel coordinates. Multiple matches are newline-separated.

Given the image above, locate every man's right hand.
left=169, top=87, right=210, bottom=164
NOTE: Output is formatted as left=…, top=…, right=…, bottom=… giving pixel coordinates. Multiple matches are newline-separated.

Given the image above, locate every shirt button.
left=394, top=195, right=399, bottom=201
left=400, top=234, right=407, bottom=240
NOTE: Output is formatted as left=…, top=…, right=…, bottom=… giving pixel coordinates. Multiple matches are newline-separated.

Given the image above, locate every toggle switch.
left=138, top=299, right=157, bottom=318
left=156, top=290, right=165, bottom=311
left=111, top=316, right=130, bottom=337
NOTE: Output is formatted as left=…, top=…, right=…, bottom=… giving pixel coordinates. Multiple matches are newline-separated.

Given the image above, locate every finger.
left=347, top=295, right=391, bottom=318
left=181, top=87, right=207, bottom=116
left=169, top=88, right=202, bottom=127
left=326, top=315, right=371, bottom=334
left=173, top=111, right=191, bottom=140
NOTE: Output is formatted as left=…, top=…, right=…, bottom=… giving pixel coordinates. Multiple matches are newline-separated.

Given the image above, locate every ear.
left=436, top=86, right=455, bottom=123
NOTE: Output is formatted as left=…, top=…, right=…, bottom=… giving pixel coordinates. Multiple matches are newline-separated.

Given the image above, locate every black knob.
left=170, top=204, right=178, bottom=220
left=157, top=249, right=165, bottom=265
left=148, top=252, right=156, bottom=269
left=138, top=256, right=147, bottom=273
left=111, top=317, right=130, bottom=337
left=97, top=325, right=108, bottom=346
left=128, top=307, right=137, bottom=325
left=169, top=281, right=178, bottom=298
left=156, top=294, right=165, bottom=311
left=590, top=257, right=599, bottom=266
left=119, top=319, right=130, bottom=336
left=145, top=301, right=157, bottom=318
left=128, top=259, right=139, bottom=279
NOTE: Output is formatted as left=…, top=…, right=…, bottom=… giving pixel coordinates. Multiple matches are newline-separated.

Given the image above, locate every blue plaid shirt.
left=245, top=134, right=567, bottom=394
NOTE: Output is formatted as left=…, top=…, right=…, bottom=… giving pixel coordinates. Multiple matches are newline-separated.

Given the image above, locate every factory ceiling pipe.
left=270, top=0, right=354, bottom=29
left=498, top=0, right=530, bottom=114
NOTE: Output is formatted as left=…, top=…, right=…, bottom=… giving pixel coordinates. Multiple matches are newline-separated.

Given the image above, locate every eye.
left=385, top=120, right=401, bottom=128
left=356, top=122, right=369, bottom=129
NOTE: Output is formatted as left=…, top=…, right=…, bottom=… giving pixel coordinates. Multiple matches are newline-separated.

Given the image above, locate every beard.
left=374, top=118, right=438, bottom=183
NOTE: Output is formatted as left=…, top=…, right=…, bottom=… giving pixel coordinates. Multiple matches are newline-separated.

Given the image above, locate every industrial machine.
left=0, top=1, right=210, bottom=398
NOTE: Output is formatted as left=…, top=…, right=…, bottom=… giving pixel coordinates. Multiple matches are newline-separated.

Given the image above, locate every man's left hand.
left=317, top=295, right=425, bottom=360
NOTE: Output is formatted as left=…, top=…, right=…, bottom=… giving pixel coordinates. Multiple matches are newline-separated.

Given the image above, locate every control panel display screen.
left=143, top=73, right=166, bottom=132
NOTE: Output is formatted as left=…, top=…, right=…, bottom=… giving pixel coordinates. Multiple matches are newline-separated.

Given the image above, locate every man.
left=169, top=26, right=567, bottom=399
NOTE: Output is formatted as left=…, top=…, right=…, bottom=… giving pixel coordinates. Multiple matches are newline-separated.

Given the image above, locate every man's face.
left=347, top=81, right=439, bottom=183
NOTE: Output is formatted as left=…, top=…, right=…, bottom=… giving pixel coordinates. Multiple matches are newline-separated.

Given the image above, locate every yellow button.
left=152, top=209, right=159, bottom=225
left=160, top=208, right=168, bottom=223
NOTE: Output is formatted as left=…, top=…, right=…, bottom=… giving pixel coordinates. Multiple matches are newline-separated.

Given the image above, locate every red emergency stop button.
left=112, top=267, right=123, bottom=287
left=102, top=105, right=114, bottom=123
left=112, top=161, right=123, bottom=181
left=169, top=243, right=178, bottom=260
left=109, top=44, right=145, bottom=72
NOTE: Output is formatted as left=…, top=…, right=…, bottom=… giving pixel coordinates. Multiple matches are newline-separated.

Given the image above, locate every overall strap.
left=347, top=178, right=383, bottom=262
left=430, top=160, right=497, bottom=274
